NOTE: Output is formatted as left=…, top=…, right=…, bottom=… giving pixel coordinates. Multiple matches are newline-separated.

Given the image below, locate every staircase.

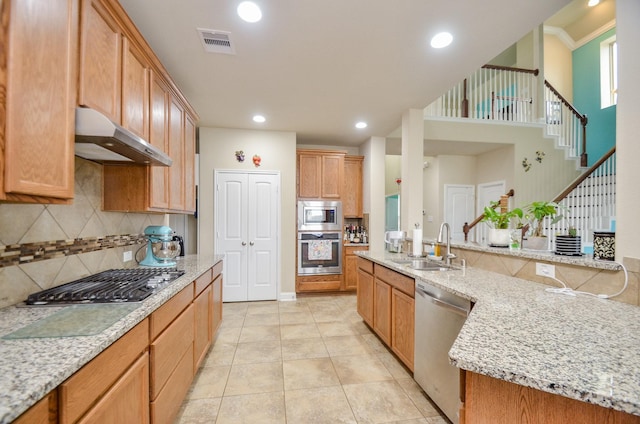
left=425, top=64, right=616, bottom=251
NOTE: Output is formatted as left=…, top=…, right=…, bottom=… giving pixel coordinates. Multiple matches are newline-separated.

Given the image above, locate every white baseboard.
left=279, top=292, right=297, bottom=301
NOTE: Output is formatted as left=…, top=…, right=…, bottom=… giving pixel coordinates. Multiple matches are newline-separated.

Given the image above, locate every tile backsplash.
left=0, top=158, right=166, bottom=308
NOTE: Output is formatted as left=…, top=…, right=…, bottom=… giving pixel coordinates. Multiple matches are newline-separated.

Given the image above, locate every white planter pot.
left=488, top=228, right=511, bottom=247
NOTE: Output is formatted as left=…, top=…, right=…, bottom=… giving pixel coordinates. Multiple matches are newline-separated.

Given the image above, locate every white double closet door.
left=215, top=171, right=280, bottom=302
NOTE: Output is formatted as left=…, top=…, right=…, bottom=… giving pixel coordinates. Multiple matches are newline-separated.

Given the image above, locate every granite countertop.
left=0, top=254, right=223, bottom=424
left=357, top=250, right=640, bottom=417
left=409, top=237, right=621, bottom=271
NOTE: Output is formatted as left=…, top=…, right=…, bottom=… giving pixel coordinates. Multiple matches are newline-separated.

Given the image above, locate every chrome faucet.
left=437, top=222, right=456, bottom=265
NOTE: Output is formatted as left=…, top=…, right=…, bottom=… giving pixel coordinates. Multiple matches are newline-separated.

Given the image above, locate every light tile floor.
left=175, top=294, right=449, bottom=424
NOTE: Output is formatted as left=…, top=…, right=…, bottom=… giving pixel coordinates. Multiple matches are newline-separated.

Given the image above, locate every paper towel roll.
left=412, top=229, right=423, bottom=256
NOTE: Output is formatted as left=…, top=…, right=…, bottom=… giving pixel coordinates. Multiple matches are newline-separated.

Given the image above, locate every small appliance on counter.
left=140, top=225, right=181, bottom=267
left=385, top=230, right=405, bottom=253
left=172, top=234, right=185, bottom=256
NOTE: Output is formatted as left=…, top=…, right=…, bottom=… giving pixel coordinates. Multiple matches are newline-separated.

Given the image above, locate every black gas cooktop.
left=25, top=268, right=185, bottom=306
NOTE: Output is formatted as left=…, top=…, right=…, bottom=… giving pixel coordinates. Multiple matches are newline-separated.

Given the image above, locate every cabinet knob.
left=242, top=241, right=247, bottom=246
left=250, top=241, right=255, bottom=246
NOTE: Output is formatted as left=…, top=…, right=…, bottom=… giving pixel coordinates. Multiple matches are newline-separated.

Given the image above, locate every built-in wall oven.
left=297, top=200, right=342, bottom=232
left=297, top=232, right=342, bottom=275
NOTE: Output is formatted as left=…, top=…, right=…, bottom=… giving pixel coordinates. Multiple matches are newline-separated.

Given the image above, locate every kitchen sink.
left=391, top=258, right=455, bottom=271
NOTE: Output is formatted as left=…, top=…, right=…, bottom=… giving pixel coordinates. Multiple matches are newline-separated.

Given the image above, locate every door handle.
left=242, top=241, right=247, bottom=246
left=250, top=241, right=255, bottom=246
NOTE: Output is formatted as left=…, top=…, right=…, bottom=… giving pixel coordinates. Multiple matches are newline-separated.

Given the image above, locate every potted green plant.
left=482, top=201, right=523, bottom=246
left=523, top=201, right=563, bottom=250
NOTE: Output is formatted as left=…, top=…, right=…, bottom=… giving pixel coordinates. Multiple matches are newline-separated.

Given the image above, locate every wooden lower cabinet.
left=343, top=245, right=368, bottom=290
left=150, top=345, right=194, bottom=424
left=373, top=278, right=392, bottom=345
left=194, top=284, right=213, bottom=371
left=150, top=304, right=194, bottom=399
left=296, top=274, right=342, bottom=292
left=20, top=264, right=224, bottom=424
left=463, top=371, right=640, bottom=424
left=356, top=258, right=415, bottom=371
left=77, top=354, right=149, bottom=424
left=356, top=265, right=374, bottom=326
left=391, top=288, right=414, bottom=370
left=59, top=319, right=149, bottom=424
left=212, top=266, right=223, bottom=335
left=13, top=391, right=57, bottom=424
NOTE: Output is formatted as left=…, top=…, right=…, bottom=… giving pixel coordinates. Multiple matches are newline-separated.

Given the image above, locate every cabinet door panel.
left=77, top=354, right=149, bottom=424
left=373, top=278, right=391, bottom=345
left=184, top=113, right=196, bottom=212
left=297, top=154, right=321, bottom=198
left=193, top=284, right=213, bottom=372
left=321, top=155, right=343, bottom=199
left=3, top=0, right=77, bottom=200
left=212, top=273, right=223, bottom=334
left=122, top=37, right=149, bottom=140
left=391, top=288, right=414, bottom=371
left=78, top=0, right=121, bottom=122
left=149, top=72, right=170, bottom=209
left=150, top=304, right=194, bottom=398
left=168, top=97, right=185, bottom=211
left=357, top=268, right=374, bottom=326
left=343, top=157, right=363, bottom=217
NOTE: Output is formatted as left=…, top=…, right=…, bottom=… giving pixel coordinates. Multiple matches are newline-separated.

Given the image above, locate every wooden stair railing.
left=463, top=189, right=514, bottom=242
left=552, top=146, right=616, bottom=204
left=544, top=80, right=589, bottom=167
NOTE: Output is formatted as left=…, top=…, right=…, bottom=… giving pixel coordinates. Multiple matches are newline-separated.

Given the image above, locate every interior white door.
left=444, top=185, right=475, bottom=241
left=215, top=171, right=279, bottom=302
left=476, top=181, right=506, bottom=244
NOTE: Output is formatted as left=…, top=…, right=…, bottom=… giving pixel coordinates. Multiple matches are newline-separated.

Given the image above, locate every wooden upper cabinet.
left=79, top=0, right=152, bottom=140
left=297, top=153, right=321, bottom=198
left=321, top=154, right=344, bottom=199
left=184, top=114, right=196, bottom=213
left=91, top=0, right=198, bottom=214
left=122, top=37, right=149, bottom=141
left=78, top=0, right=122, bottom=122
left=149, top=71, right=170, bottom=210
left=168, top=97, right=185, bottom=211
left=343, top=155, right=363, bottom=218
left=1, top=0, right=78, bottom=203
left=297, top=149, right=345, bottom=200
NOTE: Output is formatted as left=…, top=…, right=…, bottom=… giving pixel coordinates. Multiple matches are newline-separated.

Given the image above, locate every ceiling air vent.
left=197, top=28, right=236, bottom=55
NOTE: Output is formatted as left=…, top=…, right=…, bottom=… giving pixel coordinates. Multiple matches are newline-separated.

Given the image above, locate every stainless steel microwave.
left=297, top=200, right=342, bottom=231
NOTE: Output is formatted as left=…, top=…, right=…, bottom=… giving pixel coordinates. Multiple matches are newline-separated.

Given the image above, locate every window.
left=600, top=35, right=617, bottom=108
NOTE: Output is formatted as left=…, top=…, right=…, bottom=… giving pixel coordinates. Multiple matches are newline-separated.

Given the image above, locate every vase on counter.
left=488, top=228, right=511, bottom=247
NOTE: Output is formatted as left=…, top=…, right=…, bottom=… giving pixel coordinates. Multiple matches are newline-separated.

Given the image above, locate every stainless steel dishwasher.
left=414, top=280, right=471, bottom=424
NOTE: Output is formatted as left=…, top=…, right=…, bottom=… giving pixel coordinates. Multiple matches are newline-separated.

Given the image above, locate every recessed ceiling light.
left=237, top=2, right=262, bottom=23
left=431, top=32, right=453, bottom=49
left=588, top=0, right=599, bottom=6
left=355, top=122, right=367, bottom=129
left=253, top=115, right=266, bottom=123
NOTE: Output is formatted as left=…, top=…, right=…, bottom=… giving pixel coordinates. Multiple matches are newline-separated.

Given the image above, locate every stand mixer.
left=140, top=225, right=181, bottom=267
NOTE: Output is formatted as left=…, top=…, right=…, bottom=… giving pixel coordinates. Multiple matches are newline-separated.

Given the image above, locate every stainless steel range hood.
left=74, top=107, right=172, bottom=166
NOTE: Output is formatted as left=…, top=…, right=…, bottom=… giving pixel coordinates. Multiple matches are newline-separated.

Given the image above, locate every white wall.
left=476, top=145, right=514, bottom=189
left=544, top=33, right=574, bottom=102
left=422, top=156, right=439, bottom=238
left=361, top=137, right=386, bottom=251
left=198, top=127, right=297, bottom=296
left=384, top=155, right=402, bottom=196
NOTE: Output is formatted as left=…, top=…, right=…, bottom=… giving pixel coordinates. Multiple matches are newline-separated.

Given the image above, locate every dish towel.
left=308, top=240, right=333, bottom=260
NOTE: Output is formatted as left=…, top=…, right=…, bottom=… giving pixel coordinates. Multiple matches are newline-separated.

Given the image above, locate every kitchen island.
left=357, top=250, right=640, bottom=422
left=0, top=254, right=223, bottom=424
